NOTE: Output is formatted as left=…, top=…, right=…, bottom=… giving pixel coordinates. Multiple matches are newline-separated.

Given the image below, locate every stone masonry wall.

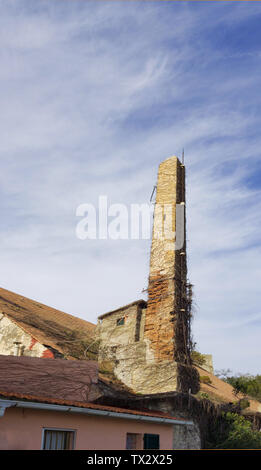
left=0, top=313, right=54, bottom=358
left=98, top=302, right=181, bottom=394
left=145, top=398, right=201, bottom=449
left=98, top=302, right=146, bottom=348
left=98, top=302, right=146, bottom=377
left=144, top=156, right=189, bottom=364
left=98, top=303, right=198, bottom=394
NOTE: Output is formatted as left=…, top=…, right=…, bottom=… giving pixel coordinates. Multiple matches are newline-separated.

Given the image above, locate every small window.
left=126, top=433, right=142, bottom=450
left=143, top=433, right=160, bottom=449
left=116, top=317, right=125, bottom=326
left=42, top=429, right=75, bottom=450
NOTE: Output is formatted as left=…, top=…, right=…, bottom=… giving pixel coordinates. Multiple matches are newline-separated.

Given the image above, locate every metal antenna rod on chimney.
left=182, top=148, right=184, bottom=165
left=150, top=184, right=157, bottom=203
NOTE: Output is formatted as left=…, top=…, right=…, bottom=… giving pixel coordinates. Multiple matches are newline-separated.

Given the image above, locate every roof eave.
left=0, top=398, right=193, bottom=426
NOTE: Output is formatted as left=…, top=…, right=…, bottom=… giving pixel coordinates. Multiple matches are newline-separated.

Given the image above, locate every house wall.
left=0, top=314, right=53, bottom=358
left=98, top=305, right=182, bottom=394
left=0, top=407, right=174, bottom=450
left=98, top=304, right=198, bottom=395
left=98, top=304, right=145, bottom=348
left=145, top=399, right=201, bottom=449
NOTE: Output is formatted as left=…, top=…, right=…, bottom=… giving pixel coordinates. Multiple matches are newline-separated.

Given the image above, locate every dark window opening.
left=116, top=317, right=125, bottom=326
left=143, top=433, right=160, bottom=449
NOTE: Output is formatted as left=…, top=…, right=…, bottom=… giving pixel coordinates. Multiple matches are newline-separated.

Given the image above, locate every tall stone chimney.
left=144, top=156, right=190, bottom=364
left=98, top=155, right=199, bottom=395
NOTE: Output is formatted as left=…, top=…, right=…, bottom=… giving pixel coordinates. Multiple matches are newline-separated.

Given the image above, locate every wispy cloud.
left=0, top=0, right=260, bottom=374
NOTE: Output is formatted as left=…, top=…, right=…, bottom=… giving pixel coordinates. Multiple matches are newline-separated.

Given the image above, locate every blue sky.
left=0, top=0, right=261, bottom=374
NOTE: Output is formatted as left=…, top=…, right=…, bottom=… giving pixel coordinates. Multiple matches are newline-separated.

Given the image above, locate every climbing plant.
left=206, top=412, right=261, bottom=449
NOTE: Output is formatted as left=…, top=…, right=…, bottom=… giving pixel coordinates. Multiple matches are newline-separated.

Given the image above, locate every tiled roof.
left=197, top=366, right=261, bottom=413
left=0, top=287, right=96, bottom=359
left=0, top=389, right=185, bottom=422
left=0, top=355, right=102, bottom=403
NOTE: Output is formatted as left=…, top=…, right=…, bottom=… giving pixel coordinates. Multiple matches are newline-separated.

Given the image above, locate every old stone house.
left=0, top=287, right=95, bottom=359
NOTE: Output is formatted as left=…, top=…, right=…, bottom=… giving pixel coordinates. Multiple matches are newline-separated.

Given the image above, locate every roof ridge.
left=0, top=287, right=95, bottom=327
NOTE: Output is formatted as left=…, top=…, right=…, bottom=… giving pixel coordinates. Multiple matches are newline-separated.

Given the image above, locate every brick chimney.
left=144, top=156, right=191, bottom=364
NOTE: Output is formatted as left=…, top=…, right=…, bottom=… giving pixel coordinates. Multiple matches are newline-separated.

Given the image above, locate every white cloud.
left=0, top=0, right=260, bottom=374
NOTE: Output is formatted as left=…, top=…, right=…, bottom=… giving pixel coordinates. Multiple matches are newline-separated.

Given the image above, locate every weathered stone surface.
left=0, top=314, right=51, bottom=358
left=98, top=156, right=199, bottom=396
left=112, top=342, right=179, bottom=394
left=0, top=287, right=96, bottom=360
left=99, top=320, right=199, bottom=394
left=172, top=421, right=201, bottom=449
left=98, top=301, right=146, bottom=347
left=98, top=307, right=181, bottom=394
left=130, top=361, right=179, bottom=395
left=200, top=354, right=214, bottom=374
left=144, top=156, right=190, bottom=364
left=144, top=398, right=201, bottom=449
